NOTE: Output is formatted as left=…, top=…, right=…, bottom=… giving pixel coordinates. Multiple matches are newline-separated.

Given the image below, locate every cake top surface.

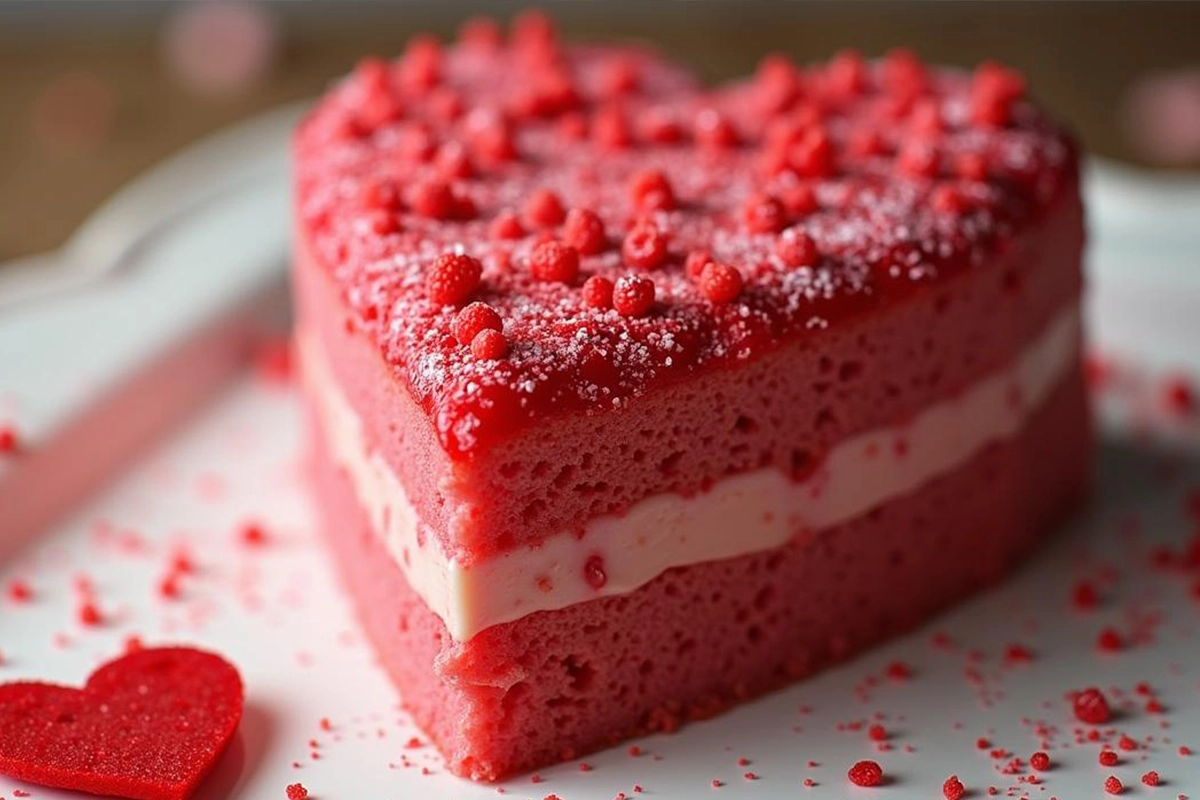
left=294, top=12, right=1078, bottom=459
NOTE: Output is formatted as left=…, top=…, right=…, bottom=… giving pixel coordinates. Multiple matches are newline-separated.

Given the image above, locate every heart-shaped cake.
left=293, top=12, right=1089, bottom=780
left=0, top=647, right=243, bottom=800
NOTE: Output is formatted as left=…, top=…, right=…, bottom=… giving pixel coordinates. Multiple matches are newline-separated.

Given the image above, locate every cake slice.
left=293, top=14, right=1089, bottom=781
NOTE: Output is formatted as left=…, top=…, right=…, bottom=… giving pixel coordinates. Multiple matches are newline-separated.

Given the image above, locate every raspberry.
left=868, top=724, right=887, bottom=742
left=622, top=222, right=669, bottom=270
left=848, top=129, right=886, bottom=158
left=452, top=302, right=503, bottom=345
left=286, top=784, right=309, bottom=800
left=436, top=142, right=475, bottom=179
left=781, top=183, right=819, bottom=216
left=458, top=16, right=502, bottom=50
left=826, top=49, right=867, bottom=96
left=898, top=140, right=940, bottom=177
left=1099, top=750, right=1119, bottom=767
left=956, top=152, right=989, bottom=181
left=743, top=193, right=787, bottom=233
left=943, top=775, right=966, bottom=800
left=612, top=276, right=655, bottom=317
left=694, top=108, right=738, bottom=148
left=525, top=189, right=566, bottom=228
left=1118, top=735, right=1138, bottom=751
left=358, top=178, right=403, bottom=211
left=1030, top=752, right=1050, bottom=771
left=470, top=329, right=509, bottom=360
left=469, top=113, right=518, bottom=162
left=699, top=261, right=744, bottom=304
left=563, top=208, right=607, bottom=254
left=882, top=48, right=927, bottom=101
left=641, top=110, right=683, bottom=144
left=490, top=210, right=526, bottom=240
left=1073, top=687, right=1112, bottom=725
left=847, top=759, right=883, bottom=787
left=362, top=209, right=401, bottom=236
left=776, top=227, right=819, bottom=268
left=685, top=250, right=713, bottom=281
left=0, top=425, right=18, bottom=455
left=931, top=185, right=966, bottom=214
left=410, top=179, right=456, bottom=219
left=426, top=252, right=483, bottom=306
left=1104, top=775, right=1122, bottom=795
left=530, top=241, right=580, bottom=284
left=1141, top=771, right=1160, bottom=787
left=1096, top=627, right=1124, bottom=652
left=593, top=106, right=632, bottom=150
left=909, top=98, right=944, bottom=136
left=581, top=275, right=614, bottom=309
left=971, top=61, right=1026, bottom=128
left=629, top=169, right=676, bottom=212
left=790, top=127, right=836, bottom=177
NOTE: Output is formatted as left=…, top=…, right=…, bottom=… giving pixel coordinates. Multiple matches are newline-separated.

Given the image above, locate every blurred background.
left=2, top=0, right=1200, bottom=262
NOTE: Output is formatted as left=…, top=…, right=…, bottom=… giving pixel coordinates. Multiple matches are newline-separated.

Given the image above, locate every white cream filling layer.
left=302, top=307, right=1079, bottom=641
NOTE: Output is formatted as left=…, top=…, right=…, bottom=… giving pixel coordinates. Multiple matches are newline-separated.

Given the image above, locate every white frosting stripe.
left=301, top=307, right=1079, bottom=641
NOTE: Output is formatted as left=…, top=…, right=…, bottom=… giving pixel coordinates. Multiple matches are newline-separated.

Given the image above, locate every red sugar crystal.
left=452, top=302, right=503, bottom=346
left=1142, top=771, right=1160, bottom=787
left=426, top=252, right=483, bottom=306
left=1030, top=751, right=1051, bottom=771
left=1105, top=775, right=1123, bottom=795
left=847, top=759, right=883, bottom=787
left=530, top=241, right=580, bottom=284
left=943, top=774, right=966, bottom=800
left=286, top=783, right=309, bottom=800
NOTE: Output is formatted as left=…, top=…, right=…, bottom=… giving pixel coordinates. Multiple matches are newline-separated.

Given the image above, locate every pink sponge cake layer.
left=293, top=14, right=1089, bottom=781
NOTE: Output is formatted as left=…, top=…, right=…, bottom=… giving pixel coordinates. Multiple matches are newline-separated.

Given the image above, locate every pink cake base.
left=306, top=365, right=1090, bottom=781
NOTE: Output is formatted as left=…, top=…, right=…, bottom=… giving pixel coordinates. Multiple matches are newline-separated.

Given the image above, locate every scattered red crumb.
left=976, top=737, right=991, bottom=750
left=1143, top=771, right=1161, bottom=786
left=711, top=778, right=723, bottom=788
left=885, top=660, right=912, bottom=680
left=868, top=724, right=888, bottom=742
left=847, top=759, right=883, bottom=787
left=0, top=425, right=19, bottom=455
left=1099, top=749, right=1119, bottom=767
left=1004, top=643, right=1034, bottom=663
left=1118, top=735, right=1138, bottom=751
left=78, top=600, right=102, bottom=626
left=1030, top=751, right=1051, bottom=771
left=158, top=573, right=182, bottom=600
left=1105, top=775, right=1124, bottom=795
left=1180, top=745, right=1193, bottom=756
left=943, top=774, right=966, bottom=800
left=254, top=337, right=294, bottom=384
left=1162, top=375, right=1196, bottom=416
left=1096, top=627, right=1124, bottom=652
left=404, top=736, right=423, bottom=749
left=1147, top=698, right=1166, bottom=714
left=737, top=757, right=751, bottom=767
left=578, top=761, right=592, bottom=772
left=123, top=635, right=143, bottom=653
left=743, top=772, right=758, bottom=781
left=1072, top=580, right=1100, bottom=610
left=6, top=579, right=32, bottom=602
left=1073, top=687, right=1112, bottom=724
left=319, top=717, right=332, bottom=732
left=239, top=521, right=268, bottom=547
left=286, top=783, right=308, bottom=800
left=628, top=745, right=642, bottom=757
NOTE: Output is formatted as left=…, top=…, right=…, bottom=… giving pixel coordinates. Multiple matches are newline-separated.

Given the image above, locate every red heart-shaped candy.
left=0, top=647, right=243, bottom=800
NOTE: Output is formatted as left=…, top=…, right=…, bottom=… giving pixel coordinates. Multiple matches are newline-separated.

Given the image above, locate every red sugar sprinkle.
left=1030, top=751, right=1051, bottom=771
left=0, top=425, right=20, bottom=455
left=286, top=783, right=308, bottom=800
left=1096, top=627, right=1124, bottom=652
left=6, top=579, right=33, bottom=602
left=78, top=600, right=102, bottom=626
left=426, top=252, right=482, bottom=306
left=1142, top=771, right=1161, bottom=787
left=1073, top=687, right=1112, bottom=724
left=530, top=240, right=580, bottom=284
left=847, top=759, right=883, bottom=787
left=943, top=774, right=966, bottom=800
left=1072, top=580, right=1100, bottom=610
left=1099, top=749, right=1119, bottom=767
left=239, top=521, right=268, bottom=547
left=1105, top=775, right=1123, bottom=795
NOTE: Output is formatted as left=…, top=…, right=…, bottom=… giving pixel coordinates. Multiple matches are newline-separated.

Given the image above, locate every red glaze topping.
left=294, top=15, right=1077, bottom=458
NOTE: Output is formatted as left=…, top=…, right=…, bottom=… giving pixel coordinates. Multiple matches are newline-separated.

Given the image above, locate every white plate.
left=1, top=109, right=1200, bottom=800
